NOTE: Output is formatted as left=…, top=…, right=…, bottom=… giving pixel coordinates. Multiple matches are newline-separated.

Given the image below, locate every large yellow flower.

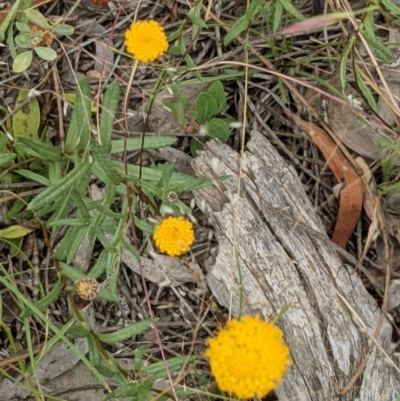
left=153, top=216, right=194, bottom=257
left=124, top=20, right=168, bottom=63
left=206, top=316, right=291, bottom=399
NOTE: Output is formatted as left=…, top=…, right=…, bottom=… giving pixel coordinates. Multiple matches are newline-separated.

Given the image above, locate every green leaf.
left=14, top=169, right=50, bottom=186
left=207, top=81, right=227, bottom=114
left=7, top=200, right=26, bottom=220
left=133, top=217, right=154, bottom=235
left=15, top=33, right=33, bottom=49
left=355, top=71, right=377, bottom=112
left=48, top=161, right=62, bottom=186
left=19, top=275, right=62, bottom=318
left=25, top=8, right=51, bottom=29
left=13, top=50, right=33, bottom=73
left=88, top=249, right=109, bottom=279
left=0, top=133, right=10, bottom=151
left=110, top=136, right=176, bottom=154
left=381, top=0, right=400, bottom=16
left=187, top=12, right=208, bottom=29
left=34, top=47, right=57, bottom=61
left=52, top=24, right=74, bottom=36
left=196, top=93, right=218, bottom=123
left=278, top=0, right=305, bottom=21
left=87, top=333, right=101, bottom=368
left=273, top=0, right=284, bottom=32
left=11, top=88, right=40, bottom=139
left=0, top=153, right=16, bottom=167
left=224, top=14, right=249, bottom=46
left=91, top=140, right=122, bottom=185
left=67, top=322, right=91, bottom=338
left=15, top=22, right=31, bottom=33
left=99, top=80, right=120, bottom=154
left=245, top=0, right=264, bottom=20
left=362, top=32, right=391, bottom=63
left=106, top=254, right=119, bottom=301
left=53, top=223, right=85, bottom=261
left=339, top=46, right=350, bottom=90
left=145, top=355, right=196, bottom=376
left=190, top=138, right=204, bottom=157
left=27, top=162, right=91, bottom=211
left=66, top=225, right=89, bottom=264
left=15, top=136, right=62, bottom=161
left=188, top=1, right=207, bottom=50
left=0, top=0, right=22, bottom=42
left=65, top=77, right=91, bottom=153
left=168, top=174, right=229, bottom=193
left=47, top=191, right=73, bottom=231
left=207, top=118, right=230, bottom=141
left=96, top=319, right=152, bottom=344
left=0, top=225, right=34, bottom=239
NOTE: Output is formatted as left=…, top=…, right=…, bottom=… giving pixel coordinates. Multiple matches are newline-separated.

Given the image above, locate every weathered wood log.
left=192, top=130, right=400, bottom=401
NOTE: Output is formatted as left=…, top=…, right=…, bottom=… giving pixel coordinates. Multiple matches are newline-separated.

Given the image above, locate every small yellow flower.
left=153, top=216, right=194, bottom=257
left=124, top=20, right=168, bottom=63
left=206, top=316, right=291, bottom=399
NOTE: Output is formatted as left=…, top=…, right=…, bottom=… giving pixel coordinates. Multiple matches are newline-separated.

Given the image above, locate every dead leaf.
left=354, top=157, right=381, bottom=260
left=301, top=74, right=399, bottom=163
left=295, top=119, right=363, bottom=251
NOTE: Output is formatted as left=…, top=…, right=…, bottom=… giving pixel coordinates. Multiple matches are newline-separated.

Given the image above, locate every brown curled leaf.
left=296, top=119, right=363, bottom=251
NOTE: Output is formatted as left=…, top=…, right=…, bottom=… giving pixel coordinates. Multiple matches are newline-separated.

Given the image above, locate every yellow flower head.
left=153, top=216, right=194, bottom=257
left=206, top=316, right=291, bottom=399
left=124, top=20, right=168, bottom=63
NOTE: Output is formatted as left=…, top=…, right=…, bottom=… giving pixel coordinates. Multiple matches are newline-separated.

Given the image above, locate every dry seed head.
left=75, top=277, right=100, bottom=300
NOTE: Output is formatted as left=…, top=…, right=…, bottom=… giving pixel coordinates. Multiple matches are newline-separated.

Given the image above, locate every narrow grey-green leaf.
left=91, top=141, right=122, bottom=185
left=339, top=46, right=350, bottom=91
left=15, top=169, right=50, bottom=186
left=362, top=32, right=391, bottom=63
left=381, top=0, right=400, bottom=16
left=27, top=162, right=91, bottom=211
left=188, top=2, right=207, bottom=51
left=65, top=77, right=91, bottom=153
left=16, top=136, right=62, bottom=161
left=0, top=153, right=16, bottom=167
left=99, top=80, right=120, bottom=154
left=278, top=0, right=305, bottom=21
left=65, top=225, right=89, bottom=265
left=355, top=71, right=377, bottom=112
left=110, top=136, right=176, bottom=154
left=224, top=14, right=249, bottom=46
left=96, top=319, right=152, bottom=344
left=169, top=174, right=229, bottom=193
left=273, top=0, right=284, bottom=32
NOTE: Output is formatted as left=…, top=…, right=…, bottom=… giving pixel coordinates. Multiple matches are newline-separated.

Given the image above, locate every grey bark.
left=191, top=130, right=400, bottom=401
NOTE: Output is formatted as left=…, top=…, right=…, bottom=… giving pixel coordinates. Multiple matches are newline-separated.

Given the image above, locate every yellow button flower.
left=206, top=316, right=291, bottom=399
left=124, top=20, right=168, bottom=63
left=153, top=216, right=194, bottom=257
